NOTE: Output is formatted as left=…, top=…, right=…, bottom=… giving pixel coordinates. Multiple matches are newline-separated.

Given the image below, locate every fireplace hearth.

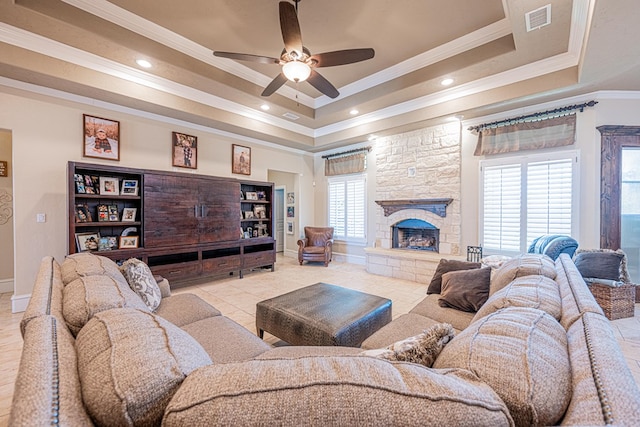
left=392, top=219, right=439, bottom=252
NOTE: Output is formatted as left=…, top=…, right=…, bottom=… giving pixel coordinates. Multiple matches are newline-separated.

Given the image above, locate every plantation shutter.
left=482, top=164, right=522, bottom=251
left=526, top=158, right=573, bottom=244
left=328, top=175, right=366, bottom=241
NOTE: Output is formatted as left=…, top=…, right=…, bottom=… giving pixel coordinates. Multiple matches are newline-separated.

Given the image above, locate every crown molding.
left=0, top=23, right=314, bottom=138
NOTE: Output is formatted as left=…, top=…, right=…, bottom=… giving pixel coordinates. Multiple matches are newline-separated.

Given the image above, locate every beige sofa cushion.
left=473, top=274, right=562, bottom=323
left=20, top=256, right=65, bottom=336
left=154, top=293, right=221, bottom=327
left=360, top=313, right=445, bottom=350
left=76, top=308, right=211, bottom=426
left=433, top=307, right=571, bottom=426
left=163, top=356, right=513, bottom=426
left=63, top=275, right=149, bottom=336
left=490, top=254, right=556, bottom=296
left=409, top=294, right=475, bottom=331
left=60, top=252, right=128, bottom=286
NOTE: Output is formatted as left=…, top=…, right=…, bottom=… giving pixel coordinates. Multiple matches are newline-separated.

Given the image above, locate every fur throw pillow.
left=361, top=323, right=455, bottom=367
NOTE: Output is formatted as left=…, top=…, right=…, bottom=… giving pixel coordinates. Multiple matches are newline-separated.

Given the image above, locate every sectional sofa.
left=9, top=252, right=640, bottom=426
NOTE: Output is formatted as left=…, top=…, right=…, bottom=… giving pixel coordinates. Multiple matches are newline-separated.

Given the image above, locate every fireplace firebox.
left=392, top=219, right=439, bottom=252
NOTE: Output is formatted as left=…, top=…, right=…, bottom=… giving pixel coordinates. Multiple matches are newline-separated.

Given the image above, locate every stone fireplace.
left=365, top=122, right=463, bottom=284
left=392, top=219, right=439, bottom=252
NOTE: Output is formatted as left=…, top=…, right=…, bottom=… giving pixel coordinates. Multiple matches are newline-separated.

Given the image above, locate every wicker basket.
left=589, top=283, right=635, bottom=320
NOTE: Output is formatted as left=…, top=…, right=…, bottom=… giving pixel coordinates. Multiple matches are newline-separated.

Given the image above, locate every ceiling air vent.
left=282, top=112, right=300, bottom=121
left=525, top=4, right=551, bottom=32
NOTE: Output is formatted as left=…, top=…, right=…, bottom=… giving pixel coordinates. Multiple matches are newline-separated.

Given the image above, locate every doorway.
left=0, top=130, right=14, bottom=293
left=275, top=187, right=285, bottom=252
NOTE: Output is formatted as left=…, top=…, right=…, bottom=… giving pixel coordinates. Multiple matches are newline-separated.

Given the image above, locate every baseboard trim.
left=333, top=252, right=366, bottom=265
left=0, top=278, right=13, bottom=293
left=11, top=293, right=30, bottom=313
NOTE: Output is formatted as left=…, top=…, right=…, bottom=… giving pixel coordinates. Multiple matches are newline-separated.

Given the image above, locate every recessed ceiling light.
left=260, top=104, right=270, bottom=111
left=440, top=78, right=454, bottom=86
left=136, top=59, right=152, bottom=68
left=350, top=109, right=359, bottom=115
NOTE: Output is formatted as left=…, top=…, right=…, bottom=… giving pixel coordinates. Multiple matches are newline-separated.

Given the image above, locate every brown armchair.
left=297, top=226, right=334, bottom=266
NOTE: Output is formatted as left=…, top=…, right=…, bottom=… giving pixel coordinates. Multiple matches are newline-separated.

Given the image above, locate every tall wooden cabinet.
left=68, top=162, right=276, bottom=283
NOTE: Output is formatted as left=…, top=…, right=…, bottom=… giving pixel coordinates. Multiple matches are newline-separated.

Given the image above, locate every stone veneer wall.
left=366, top=122, right=463, bottom=283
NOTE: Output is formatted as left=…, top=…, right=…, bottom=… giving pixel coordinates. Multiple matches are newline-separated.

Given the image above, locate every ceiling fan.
left=213, top=0, right=375, bottom=99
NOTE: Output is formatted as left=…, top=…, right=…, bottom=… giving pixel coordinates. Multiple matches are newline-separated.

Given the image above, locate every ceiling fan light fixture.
left=282, top=60, right=311, bottom=82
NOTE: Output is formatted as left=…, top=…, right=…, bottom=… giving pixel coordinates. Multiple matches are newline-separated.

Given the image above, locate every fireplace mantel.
left=375, top=198, right=453, bottom=217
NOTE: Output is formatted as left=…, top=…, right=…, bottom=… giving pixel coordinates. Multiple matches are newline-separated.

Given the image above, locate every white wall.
left=0, top=88, right=314, bottom=309
left=0, top=130, right=13, bottom=292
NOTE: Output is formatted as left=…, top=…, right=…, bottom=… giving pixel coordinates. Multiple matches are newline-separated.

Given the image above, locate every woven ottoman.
left=256, top=282, right=392, bottom=347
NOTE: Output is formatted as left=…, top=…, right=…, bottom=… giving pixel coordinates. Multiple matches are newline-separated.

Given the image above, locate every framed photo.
left=98, top=237, right=111, bottom=251
left=257, top=190, right=266, bottom=200
left=232, top=144, right=251, bottom=175
left=121, top=179, right=139, bottom=195
left=287, top=192, right=295, bottom=205
left=76, top=232, right=100, bottom=252
left=99, top=177, right=119, bottom=196
left=83, top=114, right=120, bottom=161
left=253, top=204, right=266, bottom=219
left=243, top=210, right=255, bottom=219
left=287, top=221, right=294, bottom=235
left=122, top=207, right=137, bottom=222
left=75, top=204, right=92, bottom=223
left=108, top=236, right=119, bottom=249
left=172, top=132, right=197, bottom=169
left=287, top=206, right=295, bottom=218
left=96, top=204, right=109, bottom=222
left=119, top=236, right=139, bottom=249
left=245, top=191, right=258, bottom=201
left=107, top=205, right=119, bottom=221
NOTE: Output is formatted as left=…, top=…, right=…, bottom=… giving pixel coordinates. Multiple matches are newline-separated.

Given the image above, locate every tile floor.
left=1, top=254, right=639, bottom=425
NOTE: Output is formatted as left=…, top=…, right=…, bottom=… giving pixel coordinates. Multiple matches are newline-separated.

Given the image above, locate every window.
left=328, top=174, right=366, bottom=242
left=480, top=151, right=578, bottom=254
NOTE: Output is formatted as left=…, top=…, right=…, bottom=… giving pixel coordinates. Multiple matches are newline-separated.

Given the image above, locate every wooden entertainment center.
left=68, top=161, right=275, bottom=283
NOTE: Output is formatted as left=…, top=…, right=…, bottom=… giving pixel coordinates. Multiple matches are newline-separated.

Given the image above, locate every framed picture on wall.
left=232, top=144, right=251, bottom=175
left=287, top=221, right=294, bottom=235
left=287, top=192, right=295, bottom=205
left=287, top=206, right=294, bottom=218
left=172, top=132, right=197, bottom=169
left=83, top=114, right=120, bottom=161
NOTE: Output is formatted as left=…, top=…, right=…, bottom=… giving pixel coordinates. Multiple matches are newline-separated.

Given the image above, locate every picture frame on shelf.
left=257, top=190, right=266, bottom=200
left=74, top=174, right=86, bottom=194
left=75, top=204, right=92, bottom=223
left=287, top=206, right=294, bottom=218
left=99, top=177, right=119, bottom=195
left=83, top=114, right=120, bottom=161
left=172, top=132, right=198, bottom=169
left=96, top=204, right=109, bottom=222
left=76, top=232, right=100, bottom=252
left=122, top=207, right=137, bottom=222
left=107, top=236, right=119, bottom=249
left=245, top=191, right=258, bottom=201
left=231, top=144, right=251, bottom=175
left=121, top=179, right=139, bottom=195
left=287, top=192, right=295, bottom=205
left=108, top=205, right=119, bottom=222
left=119, top=236, right=139, bottom=249
left=98, top=237, right=111, bottom=251
left=287, top=221, right=294, bottom=235
left=244, top=210, right=255, bottom=219
left=253, top=204, right=266, bottom=219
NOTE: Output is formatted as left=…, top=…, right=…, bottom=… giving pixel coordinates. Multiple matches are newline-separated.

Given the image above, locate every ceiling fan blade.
left=310, top=48, right=375, bottom=68
left=213, top=51, right=280, bottom=65
left=261, top=73, right=288, bottom=97
left=307, top=70, right=339, bottom=98
left=279, top=1, right=303, bottom=58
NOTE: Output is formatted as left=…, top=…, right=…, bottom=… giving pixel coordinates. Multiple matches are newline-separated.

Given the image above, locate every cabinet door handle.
left=201, top=205, right=206, bottom=217
left=194, top=205, right=199, bottom=218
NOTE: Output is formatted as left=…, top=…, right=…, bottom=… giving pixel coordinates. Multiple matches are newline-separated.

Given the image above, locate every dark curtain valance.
left=474, top=114, right=576, bottom=156
left=324, top=152, right=367, bottom=176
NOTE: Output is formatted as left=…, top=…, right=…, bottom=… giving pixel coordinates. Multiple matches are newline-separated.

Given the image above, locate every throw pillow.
left=427, top=259, right=481, bottom=294
left=433, top=307, right=572, bottom=426
left=120, top=258, right=162, bottom=311
left=438, top=267, right=491, bottom=312
left=360, top=323, right=455, bottom=367
left=75, top=308, right=212, bottom=426
left=573, top=250, right=625, bottom=281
